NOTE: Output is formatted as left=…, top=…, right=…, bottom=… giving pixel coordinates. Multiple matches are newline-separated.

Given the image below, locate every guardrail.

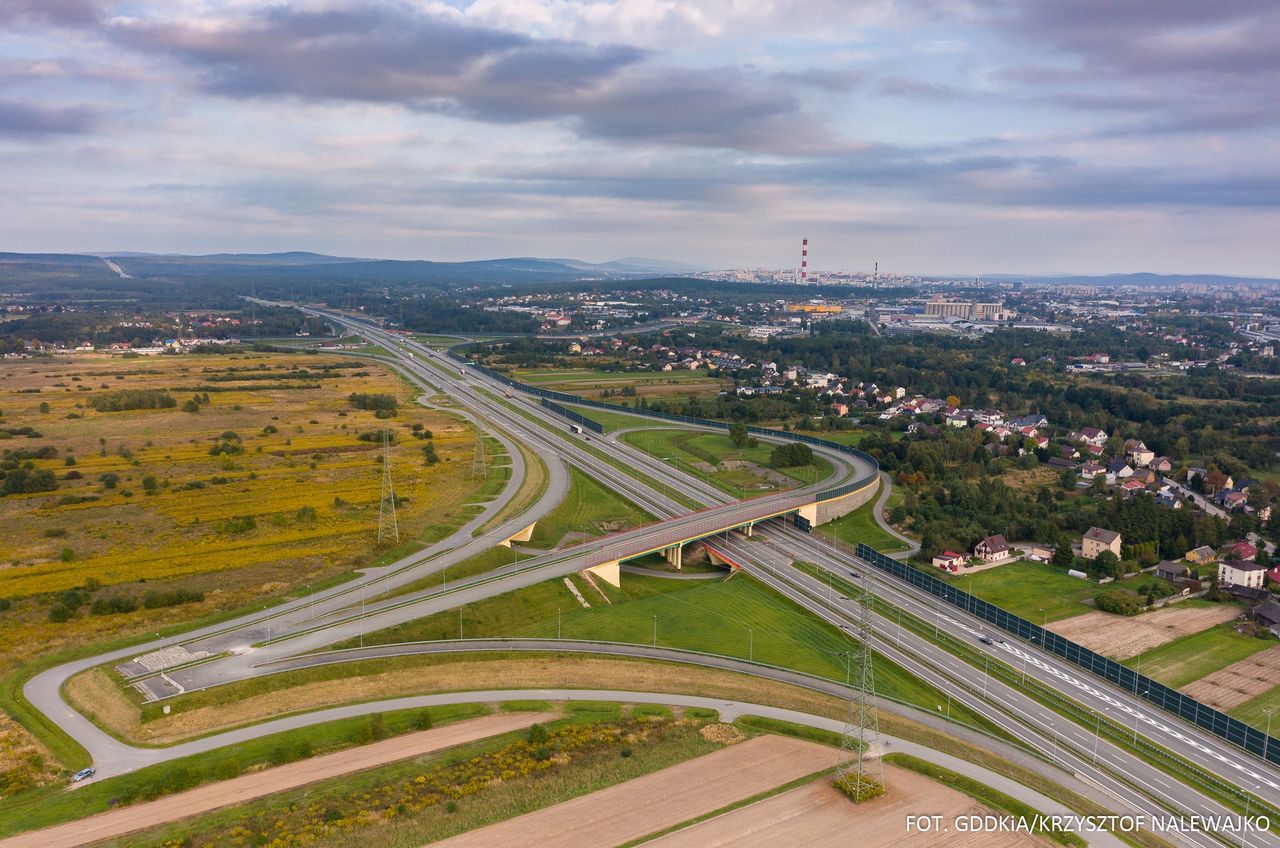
left=855, top=542, right=1280, bottom=769
left=445, top=348, right=880, bottom=504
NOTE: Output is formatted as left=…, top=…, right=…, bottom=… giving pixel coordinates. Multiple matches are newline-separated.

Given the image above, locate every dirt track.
left=432, top=734, right=833, bottom=848
left=1049, top=604, right=1238, bottom=659
left=1182, top=645, right=1280, bottom=709
left=641, top=764, right=1056, bottom=848
left=0, top=712, right=554, bottom=848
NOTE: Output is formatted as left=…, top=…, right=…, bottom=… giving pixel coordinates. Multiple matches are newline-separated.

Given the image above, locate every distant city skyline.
left=2, top=1, right=1278, bottom=276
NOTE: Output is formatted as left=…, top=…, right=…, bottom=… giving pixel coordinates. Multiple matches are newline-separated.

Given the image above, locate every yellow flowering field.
left=0, top=350, right=483, bottom=669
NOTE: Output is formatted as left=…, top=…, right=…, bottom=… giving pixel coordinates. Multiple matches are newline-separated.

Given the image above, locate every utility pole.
left=377, top=429, right=399, bottom=545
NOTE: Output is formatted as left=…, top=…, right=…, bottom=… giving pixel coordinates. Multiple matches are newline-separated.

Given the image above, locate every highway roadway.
left=19, top=307, right=1280, bottom=848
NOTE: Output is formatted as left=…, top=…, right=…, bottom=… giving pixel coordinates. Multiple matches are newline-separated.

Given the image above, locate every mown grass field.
left=566, top=403, right=664, bottom=434
left=620, top=428, right=831, bottom=498
left=510, top=367, right=730, bottom=400
left=955, top=562, right=1100, bottom=623
left=346, top=571, right=994, bottom=732
left=1231, top=683, right=1280, bottom=731
left=1128, top=623, right=1272, bottom=688
left=526, top=466, right=654, bottom=548
left=0, top=352, right=492, bottom=788
left=817, top=481, right=909, bottom=553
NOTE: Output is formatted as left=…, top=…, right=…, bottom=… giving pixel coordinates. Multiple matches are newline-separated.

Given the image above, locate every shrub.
left=88, top=390, right=176, bottom=412
left=1094, top=588, right=1143, bottom=616
left=769, top=442, right=815, bottom=468
left=527, top=724, right=548, bottom=745
left=142, top=588, right=205, bottom=609
left=100, top=472, right=119, bottom=490
left=348, top=393, right=398, bottom=413
left=59, top=547, right=75, bottom=562
left=48, top=604, right=73, bottom=623
left=1, top=467, right=57, bottom=496
left=90, top=595, right=139, bottom=616
left=413, top=710, right=434, bottom=731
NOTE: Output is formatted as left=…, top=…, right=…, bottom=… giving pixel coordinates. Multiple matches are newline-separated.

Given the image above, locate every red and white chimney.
left=801, top=237, right=808, bottom=283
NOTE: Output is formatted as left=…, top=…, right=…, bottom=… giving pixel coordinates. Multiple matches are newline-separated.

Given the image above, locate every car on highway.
left=848, top=571, right=860, bottom=578
left=71, top=767, right=96, bottom=782
left=978, top=635, right=994, bottom=646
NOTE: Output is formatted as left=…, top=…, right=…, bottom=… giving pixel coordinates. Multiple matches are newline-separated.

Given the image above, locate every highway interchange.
left=21, top=307, right=1280, bottom=848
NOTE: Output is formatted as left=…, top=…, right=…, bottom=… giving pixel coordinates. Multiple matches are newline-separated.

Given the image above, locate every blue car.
left=71, top=767, right=96, bottom=782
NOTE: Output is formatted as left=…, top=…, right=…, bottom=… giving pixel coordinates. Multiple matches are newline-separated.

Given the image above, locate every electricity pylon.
left=377, top=429, right=399, bottom=545
left=835, top=570, right=885, bottom=802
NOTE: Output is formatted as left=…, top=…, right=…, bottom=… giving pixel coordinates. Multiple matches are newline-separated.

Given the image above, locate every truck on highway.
left=569, top=424, right=584, bottom=435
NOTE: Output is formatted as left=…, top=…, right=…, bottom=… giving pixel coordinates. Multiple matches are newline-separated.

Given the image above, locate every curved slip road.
left=0, top=690, right=1124, bottom=848
left=0, top=712, right=555, bottom=848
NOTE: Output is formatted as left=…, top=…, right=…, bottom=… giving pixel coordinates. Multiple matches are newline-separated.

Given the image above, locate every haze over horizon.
left=3, top=1, right=1277, bottom=277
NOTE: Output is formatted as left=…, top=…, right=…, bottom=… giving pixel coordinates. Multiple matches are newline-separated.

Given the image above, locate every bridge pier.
left=499, top=521, right=537, bottom=548
left=585, top=560, right=621, bottom=588
left=661, top=544, right=683, bottom=570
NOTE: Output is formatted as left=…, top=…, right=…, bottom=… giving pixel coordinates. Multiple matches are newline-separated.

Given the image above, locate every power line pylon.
left=835, top=571, right=885, bottom=802
left=377, top=429, right=399, bottom=546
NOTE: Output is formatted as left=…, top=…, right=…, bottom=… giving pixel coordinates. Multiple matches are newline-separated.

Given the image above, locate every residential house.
left=1217, top=490, right=1248, bottom=511
left=1219, top=560, right=1267, bottom=589
left=1082, top=527, right=1123, bottom=559
left=1252, top=598, right=1280, bottom=638
left=1133, top=468, right=1158, bottom=486
left=932, top=551, right=965, bottom=570
left=1222, top=541, right=1258, bottom=561
left=1080, top=461, right=1106, bottom=478
left=1105, top=460, right=1134, bottom=483
left=1155, top=491, right=1183, bottom=509
left=1125, top=439, right=1155, bottom=467
left=1120, top=479, right=1147, bottom=496
left=1156, top=560, right=1188, bottom=581
left=1185, top=546, right=1217, bottom=564
left=1074, top=427, right=1109, bottom=447
left=1150, top=456, right=1173, bottom=473
left=974, top=534, right=1011, bottom=563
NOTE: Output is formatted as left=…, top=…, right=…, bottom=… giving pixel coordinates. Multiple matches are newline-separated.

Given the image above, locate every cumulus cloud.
left=104, top=4, right=834, bottom=153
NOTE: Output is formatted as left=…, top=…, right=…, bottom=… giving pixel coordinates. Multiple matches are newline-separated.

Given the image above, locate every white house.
left=1218, top=560, right=1267, bottom=590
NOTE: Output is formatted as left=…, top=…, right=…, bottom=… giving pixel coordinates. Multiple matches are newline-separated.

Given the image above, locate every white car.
left=71, top=767, right=96, bottom=782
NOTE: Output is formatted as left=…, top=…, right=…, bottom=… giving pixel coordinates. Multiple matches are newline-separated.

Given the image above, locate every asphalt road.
left=19, top=307, right=1280, bottom=848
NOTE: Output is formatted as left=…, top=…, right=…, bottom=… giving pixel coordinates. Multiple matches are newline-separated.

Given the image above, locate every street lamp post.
left=748, top=627, right=754, bottom=662
left=652, top=615, right=657, bottom=647
left=1264, top=710, right=1275, bottom=765
left=1132, top=692, right=1149, bottom=744
left=1092, top=711, right=1103, bottom=765
left=557, top=607, right=562, bottom=640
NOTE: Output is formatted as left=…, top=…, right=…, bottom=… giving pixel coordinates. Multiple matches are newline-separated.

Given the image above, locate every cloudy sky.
left=2, top=0, right=1278, bottom=275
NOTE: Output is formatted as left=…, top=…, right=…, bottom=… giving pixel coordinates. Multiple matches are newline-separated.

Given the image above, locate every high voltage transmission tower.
left=377, top=429, right=399, bottom=546
left=834, top=571, right=885, bottom=802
